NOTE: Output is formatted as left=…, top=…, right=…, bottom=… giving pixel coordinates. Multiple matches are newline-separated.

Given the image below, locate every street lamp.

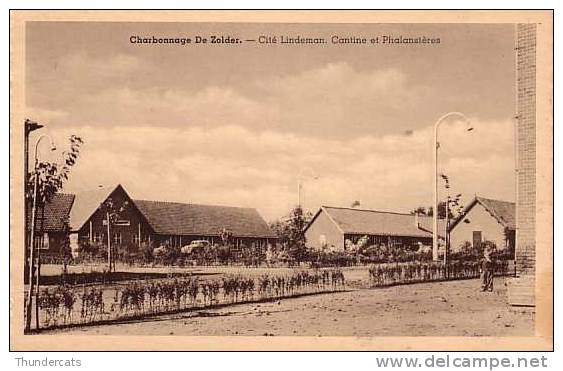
left=25, top=134, right=56, bottom=331
left=297, top=167, right=319, bottom=208
left=24, top=120, right=43, bottom=281
left=432, top=112, right=473, bottom=262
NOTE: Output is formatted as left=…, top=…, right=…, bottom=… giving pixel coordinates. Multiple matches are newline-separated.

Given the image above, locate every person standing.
left=480, top=246, right=494, bottom=292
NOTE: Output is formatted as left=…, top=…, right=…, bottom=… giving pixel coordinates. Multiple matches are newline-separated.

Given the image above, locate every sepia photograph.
left=9, top=10, right=553, bottom=351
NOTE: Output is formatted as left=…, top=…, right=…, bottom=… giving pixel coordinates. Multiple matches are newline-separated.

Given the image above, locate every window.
left=114, top=220, right=131, bottom=227
left=132, top=234, right=140, bottom=245
left=113, top=232, right=122, bottom=245
left=93, top=232, right=104, bottom=243
left=37, top=233, right=49, bottom=250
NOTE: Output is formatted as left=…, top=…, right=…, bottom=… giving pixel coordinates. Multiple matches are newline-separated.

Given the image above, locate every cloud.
left=44, top=118, right=515, bottom=221
left=254, top=62, right=426, bottom=136
left=57, top=52, right=146, bottom=80
left=27, top=60, right=429, bottom=139
left=24, top=107, right=69, bottom=122
left=26, top=56, right=515, bottom=221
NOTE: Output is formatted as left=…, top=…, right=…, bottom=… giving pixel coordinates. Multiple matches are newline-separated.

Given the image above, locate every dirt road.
left=52, top=277, right=533, bottom=336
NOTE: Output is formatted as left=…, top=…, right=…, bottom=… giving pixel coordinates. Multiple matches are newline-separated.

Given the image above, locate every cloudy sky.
left=25, top=22, right=516, bottom=221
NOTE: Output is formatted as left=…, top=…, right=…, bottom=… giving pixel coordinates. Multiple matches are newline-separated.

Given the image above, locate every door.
left=472, top=231, right=482, bottom=249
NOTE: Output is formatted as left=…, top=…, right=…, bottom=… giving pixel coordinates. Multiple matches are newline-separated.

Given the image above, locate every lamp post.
left=25, top=134, right=56, bottom=331
left=432, top=112, right=473, bottom=262
left=24, top=120, right=43, bottom=281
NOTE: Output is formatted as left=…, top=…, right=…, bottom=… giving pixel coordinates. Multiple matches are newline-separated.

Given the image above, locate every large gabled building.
left=133, top=199, right=277, bottom=248
left=69, top=184, right=153, bottom=252
left=31, top=184, right=276, bottom=258
left=448, top=196, right=515, bottom=253
left=304, top=206, right=444, bottom=251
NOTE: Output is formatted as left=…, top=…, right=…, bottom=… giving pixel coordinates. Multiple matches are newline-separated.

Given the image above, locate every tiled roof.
left=417, top=217, right=447, bottom=237
left=29, top=184, right=276, bottom=238
left=28, top=193, right=75, bottom=232
left=449, top=196, right=516, bottom=231
left=475, top=196, right=516, bottom=229
left=134, top=199, right=277, bottom=238
left=317, top=206, right=444, bottom=238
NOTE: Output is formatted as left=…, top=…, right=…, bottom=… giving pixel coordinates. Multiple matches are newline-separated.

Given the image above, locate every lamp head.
left=25, top=120, right=44, bottom=133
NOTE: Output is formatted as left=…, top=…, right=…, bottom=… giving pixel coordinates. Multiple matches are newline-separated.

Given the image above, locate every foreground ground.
left=53, top=277, right=534, bottom=336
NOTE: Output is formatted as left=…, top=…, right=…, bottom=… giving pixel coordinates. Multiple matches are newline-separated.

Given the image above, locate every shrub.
left=139, top=241, right=154, bottom=264
left=450, top=240, right=506, bottom=262
left=34, top=268, right=347, bottom=330
left=76, top=240, right=107, bottom=261
left=37, top=285, right=76, bottom=327
left=153, top=243, right=180, bottom=265
left=367, top=258, right=512, bottom=288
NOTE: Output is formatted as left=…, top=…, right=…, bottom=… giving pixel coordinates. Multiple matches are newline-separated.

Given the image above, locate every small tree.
left=411, top=206, right=429, bottom=216
left=98, top=197, right=129, bottom=272
left=218, top=228, right=233, bottom=264
left=286, top=206, right=308, bottom=264
left=269, top=206, right=312, bottom=265
left=59, top=215, right=73, bottom=277
left=25, top=134, right=83, bottom=332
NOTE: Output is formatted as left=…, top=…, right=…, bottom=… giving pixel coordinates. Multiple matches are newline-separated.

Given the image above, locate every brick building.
left=509, top=24, right=537, bottom=305
left=26, top=193, right=75, bottom=257
left=515, top=24, right=536, bottom=275
left=69, top=185, right=153, bottom=252
left=32, top=184, right=276, bottom=259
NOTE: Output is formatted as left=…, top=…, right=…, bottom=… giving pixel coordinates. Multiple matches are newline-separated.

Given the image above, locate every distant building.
left=448, top=196, right=516, bottom=253
left=30, top=184, right=276, bottom=258
left=304, top=206, right=444, bottom=251
left=26, top=193, right=75, bottom=256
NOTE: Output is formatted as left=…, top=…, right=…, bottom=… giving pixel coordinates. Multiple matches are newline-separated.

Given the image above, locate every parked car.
left=181, top=240, right=211, bottom=255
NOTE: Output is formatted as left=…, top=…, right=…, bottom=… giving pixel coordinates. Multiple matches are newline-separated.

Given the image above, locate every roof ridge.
left=474, top=196, right=515, bottom=228
left=475, top=195, right=515, bottom=205
left=134, top=198, right=257, bottom=211
left=322, top=205, right=415, bottom=216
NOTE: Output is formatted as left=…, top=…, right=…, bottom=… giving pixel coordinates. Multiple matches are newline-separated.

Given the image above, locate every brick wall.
left=515, top=24, right=536, bottom=276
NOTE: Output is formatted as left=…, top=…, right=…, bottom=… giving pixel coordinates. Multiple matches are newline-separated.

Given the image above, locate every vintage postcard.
left=9, top=10, right=553, bottom=351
